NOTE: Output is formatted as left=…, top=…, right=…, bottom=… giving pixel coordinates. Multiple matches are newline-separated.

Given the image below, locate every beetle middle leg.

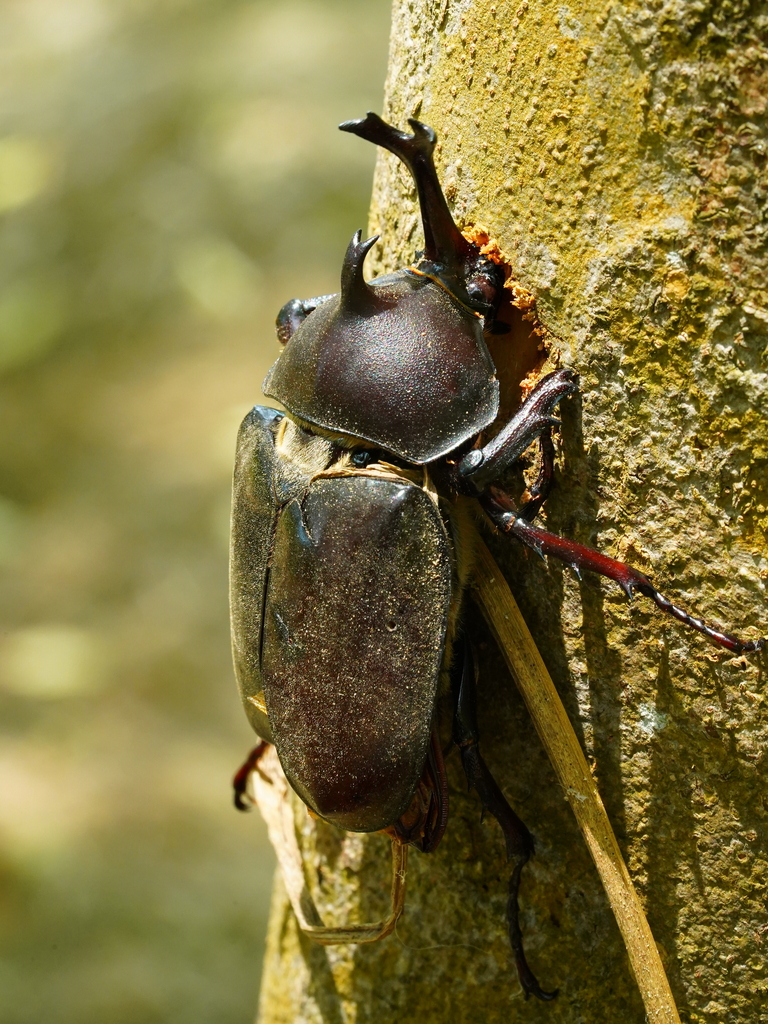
left=452, top=639, right=558, bottom=1002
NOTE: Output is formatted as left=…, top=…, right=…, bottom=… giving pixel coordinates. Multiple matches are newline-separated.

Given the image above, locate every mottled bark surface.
left=257, top=2, right=768, bottom=1022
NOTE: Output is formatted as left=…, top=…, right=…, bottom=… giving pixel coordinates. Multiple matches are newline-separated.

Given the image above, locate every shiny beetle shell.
left=263, top=269, right=499, bottom=465
left=229, top=406, right=454, bottom=831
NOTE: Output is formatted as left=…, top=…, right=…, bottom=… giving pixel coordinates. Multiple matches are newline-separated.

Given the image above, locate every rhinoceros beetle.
left=229, top=112, right=764, bottom=1001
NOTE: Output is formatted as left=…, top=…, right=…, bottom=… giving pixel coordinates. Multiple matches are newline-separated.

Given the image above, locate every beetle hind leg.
left=452, top=641, right=558, bottom=1002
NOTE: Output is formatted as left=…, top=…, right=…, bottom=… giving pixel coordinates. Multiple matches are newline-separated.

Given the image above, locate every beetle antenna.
left=340, top=230, right=382, bottom=315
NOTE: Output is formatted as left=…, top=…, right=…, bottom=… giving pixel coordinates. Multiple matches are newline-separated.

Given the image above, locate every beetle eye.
left=467, top=279, right=494, bottom=303
left=351, top=451, right=373, bottom=467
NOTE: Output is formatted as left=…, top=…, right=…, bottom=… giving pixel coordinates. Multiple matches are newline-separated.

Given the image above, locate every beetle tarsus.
left=511, top=860, right=559, bottom=1002
left=482, top=491, right=766, bottom=654
left=452, top=641, right=557, bottom=1001
left=233, top=741, right=269, bottom=811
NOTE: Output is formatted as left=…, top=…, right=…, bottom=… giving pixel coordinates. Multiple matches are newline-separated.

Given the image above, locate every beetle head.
left=262, top=115, right=502, bottom=464
left=339, top=113, right=503, bottom=320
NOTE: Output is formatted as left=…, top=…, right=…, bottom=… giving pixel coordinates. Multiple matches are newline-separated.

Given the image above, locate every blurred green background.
left=0, top=1, right=389, bottom=1021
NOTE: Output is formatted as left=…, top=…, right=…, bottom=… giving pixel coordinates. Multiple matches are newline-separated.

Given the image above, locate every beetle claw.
left=522, top=980, right=560, bottom=1002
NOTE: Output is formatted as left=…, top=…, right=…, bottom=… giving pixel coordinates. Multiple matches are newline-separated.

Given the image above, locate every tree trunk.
left=256, top=2, right=768, bottom=1021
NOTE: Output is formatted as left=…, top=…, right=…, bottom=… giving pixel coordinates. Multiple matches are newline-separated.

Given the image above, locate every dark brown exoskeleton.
left=229, top=113, right=764, bottom=1001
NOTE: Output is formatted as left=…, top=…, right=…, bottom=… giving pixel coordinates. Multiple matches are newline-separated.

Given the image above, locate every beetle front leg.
left=456, top=369, right=578, bottom=490
left=275, top=295, right=335, bottom=344
left=452, top=640, right=558, bottom=1002
left=517, top=427, right=556, bottom=524
left=482, top=488, right=766, bottom=655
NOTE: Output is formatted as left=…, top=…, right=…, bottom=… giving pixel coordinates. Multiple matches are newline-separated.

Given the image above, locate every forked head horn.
left=339, top=113, right=473, bottom=273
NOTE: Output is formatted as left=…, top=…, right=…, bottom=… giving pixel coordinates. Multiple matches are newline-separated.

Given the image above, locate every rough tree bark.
left=256, top=2, right=768, bottom=1021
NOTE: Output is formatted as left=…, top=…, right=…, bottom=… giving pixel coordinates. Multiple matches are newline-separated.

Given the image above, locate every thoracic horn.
left=340, top=230, right=380, bottom=315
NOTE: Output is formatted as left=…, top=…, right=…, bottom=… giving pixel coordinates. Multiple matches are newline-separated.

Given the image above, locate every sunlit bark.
left=257, top=2, right=768, bottom=1020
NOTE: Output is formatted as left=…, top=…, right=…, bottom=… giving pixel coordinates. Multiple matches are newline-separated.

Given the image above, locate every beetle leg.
left=384, top=729, right=450, bottom=853
left=481, top=487, right=766, bottom=655
left=233, top=741, right=270, bottom=810
left=517, top=427, right=556, bottom=524
left=452, top=641, right=558, bottom=1002
left=457, top=369, right=579, bottom=490
left=275, top=295, right=335, bottom=344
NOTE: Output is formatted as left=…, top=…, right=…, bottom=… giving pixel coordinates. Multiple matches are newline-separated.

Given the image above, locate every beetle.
left=229, top=112, right=765, bottom=1001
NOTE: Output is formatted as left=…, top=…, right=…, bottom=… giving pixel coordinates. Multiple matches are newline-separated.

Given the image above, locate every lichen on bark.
left=256, top=3, right=768, bottom=1022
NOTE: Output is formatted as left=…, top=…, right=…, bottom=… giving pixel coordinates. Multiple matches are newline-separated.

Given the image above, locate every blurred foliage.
left=0, top=1, right=389, bottom=1021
